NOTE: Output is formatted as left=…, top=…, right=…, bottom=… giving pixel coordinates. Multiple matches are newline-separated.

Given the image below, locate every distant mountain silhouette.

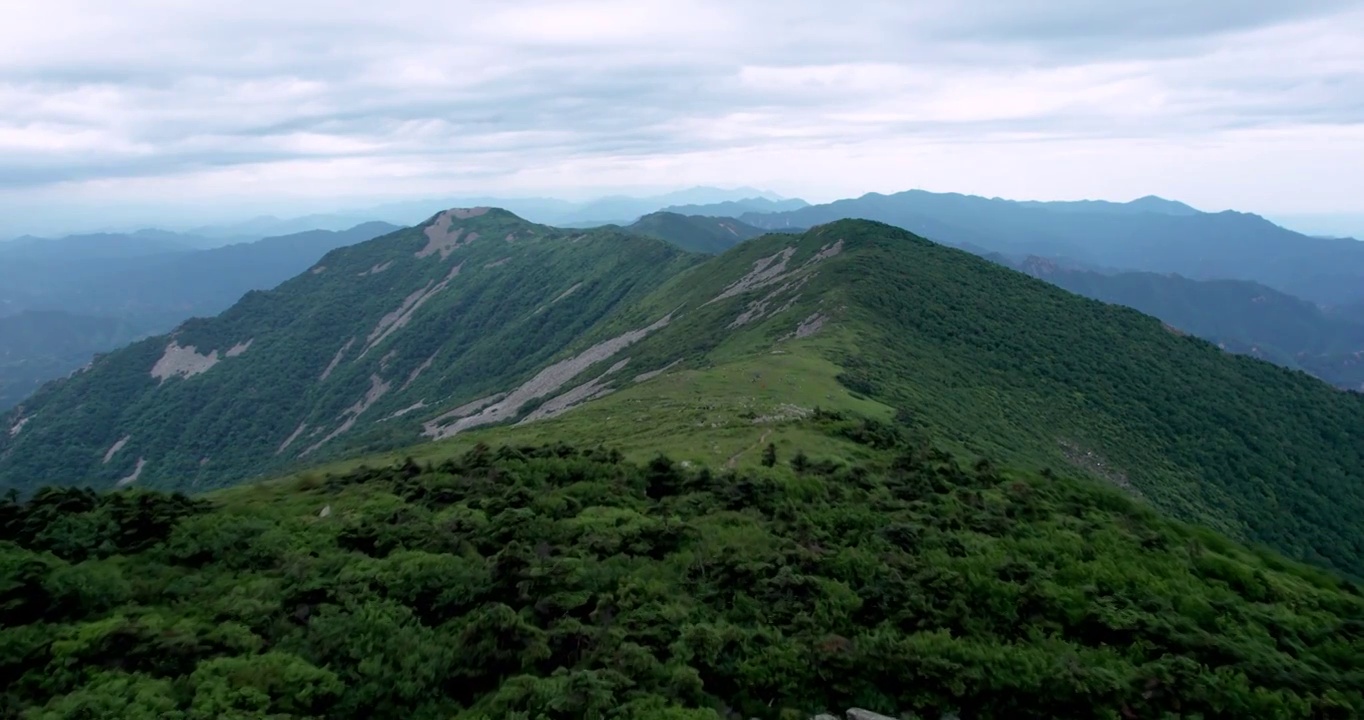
left=663, top=196, right=809, bottom=217
left=738, top=190, right=1364, bottom=306
left=617, top=212, right=771, bottom=253
left=0, top=222, right=398, bottom=409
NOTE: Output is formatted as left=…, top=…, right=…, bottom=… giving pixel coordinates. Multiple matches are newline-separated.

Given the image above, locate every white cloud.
left=0, top=0, right=1360, bottom=231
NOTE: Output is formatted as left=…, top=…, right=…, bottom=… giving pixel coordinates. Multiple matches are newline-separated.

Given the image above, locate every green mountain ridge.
left=620, top=220, right=1364, bottom=393
left=618, top=212, right=771, bottom=254
left=0, top=209, right=701, bottom=490
left=4, top=210, right=1364, bottom=581
left=690, top=190, right=1364, bottom=389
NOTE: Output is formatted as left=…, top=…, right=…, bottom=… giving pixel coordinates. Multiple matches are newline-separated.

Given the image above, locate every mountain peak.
left=1128, top=195, right=1200, bottom=215
left=623, top=211, right=769, bottom=254
left=420, top=206, right=517, bottom=225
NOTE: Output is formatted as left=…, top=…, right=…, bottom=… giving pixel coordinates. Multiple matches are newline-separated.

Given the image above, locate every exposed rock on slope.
left=102, top=436, right=130, bottom=464
left=424, top=315, right=671, bottom=439
left=361, top=262, right=462, bottom=356
left=552, top=282, right=582, bottom=304
left=276, top=422, right=308, bottom=455
left=708, top=247, right=798, bottom=304
left=149, top=342, right=221, bottom=381
left=320, top=338, right=355, bottom=381
left=517, top=358, right=631, bottom=424
left=116, top=457, right=145, bottom=487
left=302, top=374, right=392, bottom=456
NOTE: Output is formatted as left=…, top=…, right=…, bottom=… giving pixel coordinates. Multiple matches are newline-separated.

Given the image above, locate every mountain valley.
left=0, top=310, right=150, bottom=410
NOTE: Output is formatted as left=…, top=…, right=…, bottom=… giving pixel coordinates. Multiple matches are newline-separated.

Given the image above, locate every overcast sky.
left=1, top=0, right=1361, bottom=232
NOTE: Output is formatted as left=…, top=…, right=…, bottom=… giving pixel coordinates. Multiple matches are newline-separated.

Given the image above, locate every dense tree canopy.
left=3, top=416, right=1362, bottom=719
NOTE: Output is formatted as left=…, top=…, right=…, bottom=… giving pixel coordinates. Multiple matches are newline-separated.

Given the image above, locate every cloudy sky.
left=2, top=0, right=1362, bottom=233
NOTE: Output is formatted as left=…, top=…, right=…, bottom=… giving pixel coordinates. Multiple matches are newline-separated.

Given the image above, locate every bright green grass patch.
left=297, top=342, right=893, bottom=481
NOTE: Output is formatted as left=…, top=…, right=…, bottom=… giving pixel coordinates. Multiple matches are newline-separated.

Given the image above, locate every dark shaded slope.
left=796, top=220, right=1364, bottom=573
left=622, top=212, right=769, bottom=254
left=1, top=222, right=400, bottom=328
left=1005, top=258, right=1364, bottom=391
left=0, top=311, right=149, bottom=410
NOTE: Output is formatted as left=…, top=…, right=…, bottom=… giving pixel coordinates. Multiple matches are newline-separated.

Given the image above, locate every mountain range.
left=0, top=212, right=782, bottom=412
left=43, top=186, right=797, bottom=242
left=733, top=190, right=1364, bottom=307
left=4, top=204, right=1364, bottom=717
left=5, top=208, right=1364, bottom=577
left=654, top=191, right=1364, bottom=390
left=7, top=193, right=1363, bottom=417
left=660, top=197, right=809, bottom=218
left=0, top=229, right=232, bottom=257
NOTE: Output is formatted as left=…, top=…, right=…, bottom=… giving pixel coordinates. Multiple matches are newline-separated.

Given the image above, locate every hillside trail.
left=727, top=428, right=773, bottom=469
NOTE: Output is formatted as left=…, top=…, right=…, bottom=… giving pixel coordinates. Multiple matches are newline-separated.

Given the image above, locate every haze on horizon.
left=1, top=1, right=1361, bottom=237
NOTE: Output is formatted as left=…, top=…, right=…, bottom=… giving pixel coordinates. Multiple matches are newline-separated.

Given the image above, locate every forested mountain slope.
left=0, top=210, right=701, bottom=491
left=421, top=220, right=1364, bottom=575
left=726, top=190, right=1364, bottom=388
left=6, top=213, right=1364, bottom=718
left=4, top=424, right=1362, bottom=718
left=620, top=212, right=769, bottom=254
left=1003, top=257, right=1364, bottom=391
left=4, top=215, right=1364, bottom=579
